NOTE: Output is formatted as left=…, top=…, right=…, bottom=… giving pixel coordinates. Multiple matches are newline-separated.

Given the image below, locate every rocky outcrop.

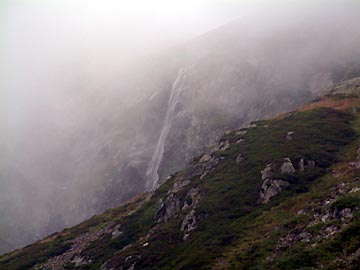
left=189, top=153, right=221, bottom=180
left=211, top=140, right=231, bottom=153
left=280, top=158, right=296, bottom=174
left=182, top=188, right=202, bottom=211
left=259, top=164, right=287, bottom=204
left=35, top=231, right=103, bottom=270
left=261, top=164, right=274, bottom=181
left=180, top=189, right=202, bottom=240
left=236, top=130, right=247, bottom=136
left=259, top=157, right=318, bottom=203
left=259, top=179, right=290, bottom=204
left=277, top=176, right=360, bottom=253
left=332, top=208, right=353, bottom=220
left=278, top=231, right=312, bottom=250
left=111, top=224, right=123, bottom=239
left=327, top=77, right=360, bottom=95
left=259, top=160, right=294, bottom=204
left=155, top=179, right=203, bottom=240
left=155, top=194, right=182, bottom=223
left=181, top=210, right=197, bottom=240
left=168, top=179, right=191, bottom=194
left=199, top=154, right=211, bottom=163
left=155, top=176, right=203, bottom=224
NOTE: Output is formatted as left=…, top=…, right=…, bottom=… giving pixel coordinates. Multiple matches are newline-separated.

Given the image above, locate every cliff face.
left=2, top=79, right=360, bottom=270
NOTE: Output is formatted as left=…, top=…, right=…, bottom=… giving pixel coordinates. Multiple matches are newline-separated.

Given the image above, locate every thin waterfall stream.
left=145, top=68, right=187, bottom=189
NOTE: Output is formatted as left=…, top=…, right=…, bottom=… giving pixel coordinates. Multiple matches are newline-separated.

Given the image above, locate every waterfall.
left=145, top=68, right=186, bottom=190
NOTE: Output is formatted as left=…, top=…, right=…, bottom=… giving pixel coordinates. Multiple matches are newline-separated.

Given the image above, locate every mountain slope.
left=3, top=12, right=360, bottom=254
left=2, top=78, right=360, bottom=270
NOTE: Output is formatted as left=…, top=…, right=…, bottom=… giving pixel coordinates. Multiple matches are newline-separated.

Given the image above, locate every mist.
left=1, top=0, right=360, bottom=253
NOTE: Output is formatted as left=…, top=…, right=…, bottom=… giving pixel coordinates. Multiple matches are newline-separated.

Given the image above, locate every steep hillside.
left=3, top=12, right=360, bottom=254
left=1, top=78, right=360, bottom=270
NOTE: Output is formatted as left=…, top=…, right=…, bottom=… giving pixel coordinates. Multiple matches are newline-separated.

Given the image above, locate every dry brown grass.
left=270, top=97, right=359, bottom=121
left=298, top=97, right=358, bottom=112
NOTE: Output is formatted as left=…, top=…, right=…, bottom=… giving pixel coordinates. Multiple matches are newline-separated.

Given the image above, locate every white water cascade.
left=145, top=68, right=187, bottom=190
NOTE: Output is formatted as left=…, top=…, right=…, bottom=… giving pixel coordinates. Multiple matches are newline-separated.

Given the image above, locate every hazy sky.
left=1, top=0, right=358, bottom=145
left=0, top=0, right=242, bottom=123
left=1, top=0, right=358, bottom=149
left=1, top=0, right=359, bottom=130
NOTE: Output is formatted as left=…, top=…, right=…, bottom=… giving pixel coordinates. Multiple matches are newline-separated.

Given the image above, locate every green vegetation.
left=332, top=196, right=360, bottom=211
left=0, top=238, right=71, bottom=270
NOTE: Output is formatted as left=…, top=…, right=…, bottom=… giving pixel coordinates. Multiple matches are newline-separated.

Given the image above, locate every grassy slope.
left=216, top=108, right=360, bottom=270
left=1, top=93, right=360, bottom=270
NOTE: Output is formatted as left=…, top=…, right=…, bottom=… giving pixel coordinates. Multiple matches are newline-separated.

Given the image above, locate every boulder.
left=259, top=179, right=290, bottom=204
left=280, top=158, right=295, bottom=174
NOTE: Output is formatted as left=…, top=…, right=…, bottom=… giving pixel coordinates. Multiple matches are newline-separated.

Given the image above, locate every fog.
left=1, top=0, right=360, bottom=253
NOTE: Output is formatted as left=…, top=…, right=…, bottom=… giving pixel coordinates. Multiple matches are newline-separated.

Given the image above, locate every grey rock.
left=181, top=209, right=197, bottom=240
left=111, top=224, right=123, bottom=239
left=211, top=141, right=227, bottom=153
left=297, top=210, right=306, bottom=215
left=188, top=155, right=220, bottom=180
left=199, top=154, right=211, bottom=163
left=340, top=208, right=353, bottom=219
left=182, top=188, right=202, bottom=211
left=168, top=180, right=191, bottom=194
left=200, top=172, right=208, bottom=180
left=280, top=158, right=295, bottom=174
left=278, top=231, right=313, bottom=250
left=236, top=130, right=247, bottom=136
left=209, top=140, right=230, bottom=152
left=306, top=160, right=316, bottom=168
left=299, top=232, right=312, bottom=243
left=298, top=158, right=305, bottom=172
left=350, top=187, right=360, bottom=193
left=287, top=131, right=294, bottom=140
left=259, top=179, right=290, bottom=204
left=261, top=164, right=273, bottom=181
left=324, top=225, right=339, bottom=238
left=72, top=256, right=87, bottom=267
left=155, top=193, right=182, bottom=223
left=220, top=141, right=230, bottom=151
left=348, top=161, right=360, bottom=169
left=236, top=154, right=244, bottom=164
left=327, top=77, right=360, bottom=95
left=331, top=207, right=353, bottom=220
